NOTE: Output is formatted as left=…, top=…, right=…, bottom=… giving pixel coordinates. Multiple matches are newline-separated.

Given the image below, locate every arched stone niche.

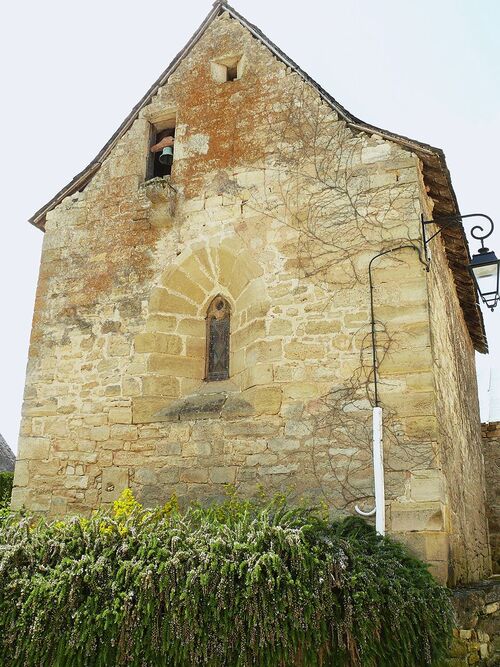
left=132, top=236, right=281, bottom=423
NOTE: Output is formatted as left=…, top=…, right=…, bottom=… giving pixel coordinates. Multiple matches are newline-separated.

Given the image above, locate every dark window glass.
left=206, top=296, right=230, bottom=381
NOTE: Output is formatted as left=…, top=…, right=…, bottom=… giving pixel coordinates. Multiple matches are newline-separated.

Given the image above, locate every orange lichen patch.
left=70, top=215, right=160, bottom=309
left=171, top=38, right=273, bottom=197
left=28, top=200, right=161, bottom=359
left=84, top=270, right=113, bottom=297
left=28, top=257, right=61, bottom=353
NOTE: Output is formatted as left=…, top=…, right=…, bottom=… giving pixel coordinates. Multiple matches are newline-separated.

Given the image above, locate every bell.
left=159, top=146, right=174, bottom=165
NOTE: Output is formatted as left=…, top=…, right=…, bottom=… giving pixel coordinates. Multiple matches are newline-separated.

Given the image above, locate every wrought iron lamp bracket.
left=421, top=212, right=495, bottom=263
left=421, top=212, right=499, bottom=311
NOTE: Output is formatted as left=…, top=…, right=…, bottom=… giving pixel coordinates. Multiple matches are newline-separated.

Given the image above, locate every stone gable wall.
left=12, top=12, right=490, bottom=583
left=483, top=422, right=500, bottom=574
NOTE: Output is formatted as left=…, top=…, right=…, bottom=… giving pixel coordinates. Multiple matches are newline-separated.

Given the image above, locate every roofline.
left=27, top=0, right=487, bottom=353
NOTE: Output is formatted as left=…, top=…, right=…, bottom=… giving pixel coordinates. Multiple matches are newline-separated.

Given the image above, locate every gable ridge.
left=27, top=1, right=487, bottom=354
left=27, top=0, right=444, bottom=232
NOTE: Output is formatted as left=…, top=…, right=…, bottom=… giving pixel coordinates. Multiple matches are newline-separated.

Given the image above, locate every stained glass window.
left=206, top=296, right=230, bottom=381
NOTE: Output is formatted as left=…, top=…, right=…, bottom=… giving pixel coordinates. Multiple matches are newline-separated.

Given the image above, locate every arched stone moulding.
left=131, top=235, right=281, bottom=423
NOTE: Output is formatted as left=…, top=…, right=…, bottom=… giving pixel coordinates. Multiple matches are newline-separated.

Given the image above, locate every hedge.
left=0, top=490, right=453, bottom=666
left=0, top=471, right=13, bottom=508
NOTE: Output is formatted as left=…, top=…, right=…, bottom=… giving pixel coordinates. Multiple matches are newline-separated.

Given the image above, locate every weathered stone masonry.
left=483, top=422, right=500, bottom=574
left=13, top=3, right=491, bottom=585
left=445, top=579, right=500, bottom=667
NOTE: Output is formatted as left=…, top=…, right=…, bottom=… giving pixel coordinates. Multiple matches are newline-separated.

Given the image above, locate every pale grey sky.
left=1, top=0, right=499, bottom=451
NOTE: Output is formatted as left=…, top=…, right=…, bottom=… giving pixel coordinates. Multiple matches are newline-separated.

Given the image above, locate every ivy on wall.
left=0, top=490, right=453, bottom=666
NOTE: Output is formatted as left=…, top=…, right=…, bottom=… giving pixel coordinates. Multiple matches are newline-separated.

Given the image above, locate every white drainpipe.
left=355, top=406, right=385, bottom=536
left=359, top=244, right=423, bottom=536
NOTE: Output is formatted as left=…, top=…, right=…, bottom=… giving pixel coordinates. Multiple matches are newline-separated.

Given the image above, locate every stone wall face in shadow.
left=483, top=422, right=500, bottom=574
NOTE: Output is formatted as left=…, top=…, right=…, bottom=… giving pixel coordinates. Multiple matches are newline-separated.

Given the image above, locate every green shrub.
left=0, top=490, right=453, bottom=666
left=0, top=471, right=13, bottom=507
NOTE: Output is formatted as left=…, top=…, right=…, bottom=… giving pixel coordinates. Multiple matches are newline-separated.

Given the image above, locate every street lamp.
left=422, top=213, right=499, bottom=311
left=469, top=248, right=500, bottom=311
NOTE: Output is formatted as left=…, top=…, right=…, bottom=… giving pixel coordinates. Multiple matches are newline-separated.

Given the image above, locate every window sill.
left=151, top=383, right=252, bottom=423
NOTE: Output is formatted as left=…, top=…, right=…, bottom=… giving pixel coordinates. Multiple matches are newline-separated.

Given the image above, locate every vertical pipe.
left=372, top=406, right=385, bottom=536
left=362, top=245, right=423, bottom=532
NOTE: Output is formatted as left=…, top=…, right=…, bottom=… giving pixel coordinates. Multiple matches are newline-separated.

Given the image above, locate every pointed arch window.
left=206, top=295, right=230, bottom=381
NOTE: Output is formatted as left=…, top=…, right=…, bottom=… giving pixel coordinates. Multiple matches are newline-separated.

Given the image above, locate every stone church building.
left=13, top=1, right=493, bottom=585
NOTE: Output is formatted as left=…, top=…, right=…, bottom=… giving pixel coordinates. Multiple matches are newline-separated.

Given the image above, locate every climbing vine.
left=0, top=490, right=452, bottom=666
left=242, top=79, right=434, bottom=510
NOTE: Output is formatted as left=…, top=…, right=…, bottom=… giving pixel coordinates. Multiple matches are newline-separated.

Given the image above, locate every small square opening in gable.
left=211, top=56, right=243, bottom=83
left=226, top=65, right=238, bottom=82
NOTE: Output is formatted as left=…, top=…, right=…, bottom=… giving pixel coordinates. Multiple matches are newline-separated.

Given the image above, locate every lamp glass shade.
left=472, top=262, right=497, bottom=279
left=469, top=249, right=500, bottom=310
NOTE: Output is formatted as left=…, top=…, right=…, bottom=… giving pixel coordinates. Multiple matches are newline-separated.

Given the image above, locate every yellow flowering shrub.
left=113, top=488, right=142, bottom=521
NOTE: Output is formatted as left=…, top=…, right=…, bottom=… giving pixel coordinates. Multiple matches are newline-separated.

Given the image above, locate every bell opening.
left=148, top=126, right=176, bottom=179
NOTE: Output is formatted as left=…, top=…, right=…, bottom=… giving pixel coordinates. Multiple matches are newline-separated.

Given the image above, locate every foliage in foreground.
left=0, top=490, right=453, bottom=667
left=0, top=471, right=13, bottom=507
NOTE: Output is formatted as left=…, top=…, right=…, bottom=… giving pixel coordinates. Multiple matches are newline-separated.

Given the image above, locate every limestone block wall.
left=422, top=190, right=491, bottom=584
left=446, top=579, right=500, bottom=666
left=483, top=422, right=500, bottom=574
left=11, top=11, right=488, bottom=583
